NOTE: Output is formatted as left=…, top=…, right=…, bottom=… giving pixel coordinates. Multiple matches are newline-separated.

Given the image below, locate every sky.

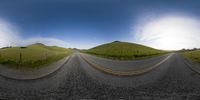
left=1, top=0, right=200, bottom=50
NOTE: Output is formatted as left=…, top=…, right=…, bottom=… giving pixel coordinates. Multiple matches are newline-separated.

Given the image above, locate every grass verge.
left=181, top=50, right=200, bottom=63
left=0, top=43, right=73, bottom=69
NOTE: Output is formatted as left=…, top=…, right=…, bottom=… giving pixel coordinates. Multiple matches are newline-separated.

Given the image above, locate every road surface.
left=0, top=53, right=200, bottom=100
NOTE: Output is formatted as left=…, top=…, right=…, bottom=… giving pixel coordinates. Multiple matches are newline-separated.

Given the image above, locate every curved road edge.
left=0, top=56, right=71, bottom=80
left=80, top=53, right=173, bottom=76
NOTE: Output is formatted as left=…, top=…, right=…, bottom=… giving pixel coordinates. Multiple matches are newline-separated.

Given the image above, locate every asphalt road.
left=0, top=53, right=200, bottom=100
left=80, top=53, right=170, bottom=71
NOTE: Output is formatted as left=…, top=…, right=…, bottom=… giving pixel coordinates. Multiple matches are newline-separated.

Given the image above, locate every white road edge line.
left=80, top=53, right=172, bottom=76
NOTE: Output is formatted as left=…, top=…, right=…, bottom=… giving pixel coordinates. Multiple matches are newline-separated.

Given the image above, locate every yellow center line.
left=80, top=54, right=172, bottom=76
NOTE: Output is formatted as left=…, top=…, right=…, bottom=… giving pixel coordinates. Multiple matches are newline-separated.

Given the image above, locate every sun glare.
left=135, top=15, right=200, bottom=50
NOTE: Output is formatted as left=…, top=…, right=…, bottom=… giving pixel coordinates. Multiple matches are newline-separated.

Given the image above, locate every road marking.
left=80, top=54, right=172, bottom=76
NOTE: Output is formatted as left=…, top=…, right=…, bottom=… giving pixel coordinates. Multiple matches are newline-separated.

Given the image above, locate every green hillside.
left=85, top=41, right=167, bottom=60
left=181, top=50, right=200, bottom=63
left=0, top=43, right=73, bottom=68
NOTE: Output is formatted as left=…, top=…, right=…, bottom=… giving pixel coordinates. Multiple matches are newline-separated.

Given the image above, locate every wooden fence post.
left=19, top=52, right=22, bottom=66
left=0, top=50, right=1, bottom=58
left=45, top=52, right=47, bottom=62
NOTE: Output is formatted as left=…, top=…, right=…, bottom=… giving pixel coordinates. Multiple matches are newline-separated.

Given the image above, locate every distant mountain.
left=26, top=43, right=68, bottom=52
left=29, top=43, right=46, bottom=47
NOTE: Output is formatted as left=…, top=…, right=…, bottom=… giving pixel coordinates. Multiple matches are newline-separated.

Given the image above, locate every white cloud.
left=133, top=15, right=200, bottom=50
left=0, top=19, right=20, bottom=48
left=0, top=19, right=70, bottom=48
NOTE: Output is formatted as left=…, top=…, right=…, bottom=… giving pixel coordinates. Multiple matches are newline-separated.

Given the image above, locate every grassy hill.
left=85, top=41, right=167, bottom=60
left=181, top=50, right=200, bottom=63
left=0, top=43, right=73, bottom=68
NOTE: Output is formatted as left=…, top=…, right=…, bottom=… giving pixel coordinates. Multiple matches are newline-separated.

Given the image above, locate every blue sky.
left=1, top=0, right=200, bottom=50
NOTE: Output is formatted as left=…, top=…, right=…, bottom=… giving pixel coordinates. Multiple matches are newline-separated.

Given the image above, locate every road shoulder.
left=181, top=55, right=200, bottom=74
left=0, top=56, right=70, bottom=80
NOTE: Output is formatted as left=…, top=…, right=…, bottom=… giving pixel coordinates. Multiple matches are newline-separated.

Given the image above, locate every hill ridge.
left=86, top=41, right=166, bottom=60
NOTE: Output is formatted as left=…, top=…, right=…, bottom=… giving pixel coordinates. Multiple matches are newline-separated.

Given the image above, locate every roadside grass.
left=181, top=50, right=200, bottom=63
left=0, top=44, right=73, bottom=69
left=83, top=41, right=168, bottom=60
